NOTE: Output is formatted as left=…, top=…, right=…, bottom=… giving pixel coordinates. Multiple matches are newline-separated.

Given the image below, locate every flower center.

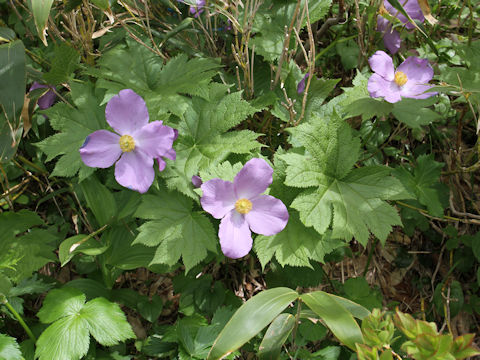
left=235, top=198, right=252, bottom=214
left=394, top=71, right=408, bottom=87
left=119, top=135, right=135, bottom=152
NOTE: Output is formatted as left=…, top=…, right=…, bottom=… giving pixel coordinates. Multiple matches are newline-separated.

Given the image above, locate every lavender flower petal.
left=30, top=82, right=57, bottom=110
left=200, top=179, right=236, bottom=219
left=192, top=175, right=203, bottom=188
left=245, top=195, right=289, bottom=236
left=233, top=158, right=273, bottom=199
left=218, top=210, right=252, bottom=259
left=368, top=73, right=403, bottom=103
left=133, top=121, right=176, bottom=158
left=368, top=51, right=395, bottom=81
left=114, top=150, right=155, bottom=193
left=297, top=72, right=310, bottom=94
left=79, top=130, right=121, bottom=168
left=396, top=56, right=434, bottom=84
left=382, top=25, right=401, bottom=54
left=105, top=89, right=149, bottom=135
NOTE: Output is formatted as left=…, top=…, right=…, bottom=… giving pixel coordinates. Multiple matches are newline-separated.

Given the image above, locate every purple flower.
left=377, top=0, right=425, bottom=54
left=189, top=0, right=205, bottom=17
left=367, top=51, right=436, bottom=103
left=192, top=175, right=203, bottom=188
left=297, top=72, right=310, bottom=94
left=79, top=89, right=176, bottom=193
left=29, top=82, right=56, bottom=110
left=200, top=158, right=289, bottom=259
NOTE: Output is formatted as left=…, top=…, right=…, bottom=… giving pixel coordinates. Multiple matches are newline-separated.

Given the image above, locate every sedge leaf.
left=207, top=287, right=299, bottom=360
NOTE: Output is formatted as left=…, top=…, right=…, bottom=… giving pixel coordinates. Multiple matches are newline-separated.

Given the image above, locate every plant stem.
left=3, top=299, right=37, bottom=341
left=363, top=238, right=379, bottom=277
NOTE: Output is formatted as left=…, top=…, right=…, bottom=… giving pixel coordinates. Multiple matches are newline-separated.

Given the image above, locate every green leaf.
left=258, top=313, right=296, bottom=360
left=35, top=315, right=90, bottom=360
left=89, top=38, right=221, bottom=118
left=284, top=115, right=409, bottom=245
left=59, top=234, right=109, bottom=266
left=138, top=296, right=163, bottom=323
left=254, top=211, right=344, bottom=268
left=207, top=288, right=299, bottom=360
left=392, top=98, right=440, bottom=129
left=81, top=297, right=135, bottom=345
left=0, top=39, right=25, bottom=162
left=26, top=0, right=54, bottom=45
left=345, top=98, right=393, bottom=121
left=43, top=43, right=80, bottom=85
left=164, top=84, right=259, bottom=197
left=79, top=176, right=117, bottom=226
left=251, top=0, right=330, bottom=61
left=35, top=81, right=106, bottom=179
left=37, top=287, right=86, bottom=324
left=336, top=40, right=359, bottom=70
left=301, top=291, right=363, bottom=350
left=35, top=287, right=134, bottom=360
left=134, top=189, right=217, bottom=272
left=0, top=334, right=22, bottom=360
left=393, top=154, right=445, bottom=216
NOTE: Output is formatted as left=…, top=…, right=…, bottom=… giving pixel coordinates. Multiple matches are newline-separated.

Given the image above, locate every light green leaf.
left=79, top=176, right=117, bottom=226
left=35, top=82, right=105, bottom=179
left=135, top=189, right=217, bottom=272
left=37, top=287, right=86, bottom=324
left=284, top=116, right=409, bottom=245
left=81, top=298, right=135, bottom=346
left=393, top=154, right=445, bottom=216
left=392, top=98, right=440, bottom=129
left=43, top=43, right=80, bottom=85
left=258, top=313, right=295, bottom=360
left=35, top=287, right=134, bottom=360
left=164, top=85, right=259, bottom=197
left=301, top=291, right=363, bottom=350
left=207, top=288, right=299, bottom=360
left=0, top=334, right=22, bottom=360
left=88, top=38, right=220, bottom=118
left=35, top=316, right=90, bottom=360
left=345, top=98, right=393, bottom=121
left=254, top=212, right=344, bottom=268
left=26, top=0, right=54, bottom=45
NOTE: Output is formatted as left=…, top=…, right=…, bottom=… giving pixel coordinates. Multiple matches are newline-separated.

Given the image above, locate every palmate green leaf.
left=0, top=210, right=56, bottom=283
left=392, top=97, right=441, bottom=129
left=0, top=334, right=22, bottom=360
left=43, top=43, right=80, bottom=85
left=81, top=298, right=135, bottom=346
left=134, top=188, right=218, bottom=272
left=35, top=82, right=106, bottom=180
left=162, top=84, right=259, bottom=198
left=393, top=154, right=445, bottom=217
left=207, top=288, right=299, bottom=360
left=88, top=37, right=221, bottom=118
left=283, top=115, right=410, bottom=245
left=35, top=287, right=134, bottom=360
left=254, top=211, right=344, bottom=268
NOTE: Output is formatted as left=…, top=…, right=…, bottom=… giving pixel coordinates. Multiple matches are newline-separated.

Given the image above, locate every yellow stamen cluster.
left=235, top=198, right=252, bottom=214
left=119, top=135, right=135, bottom=152
left=394, top=71, right=408, bottom=87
